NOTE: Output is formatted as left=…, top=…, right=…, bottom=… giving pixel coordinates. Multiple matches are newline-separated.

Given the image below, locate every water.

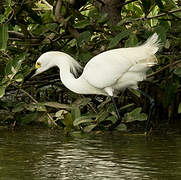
left=0, top=127, right=181, bottom=180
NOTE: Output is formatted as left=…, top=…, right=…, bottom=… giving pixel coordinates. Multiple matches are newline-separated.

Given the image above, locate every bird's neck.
left=57, top=62, right=104, bottom=95
left=57, top=62, right=78, bottom=93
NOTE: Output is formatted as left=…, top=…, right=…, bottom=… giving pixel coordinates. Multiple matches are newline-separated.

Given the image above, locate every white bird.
left=30, top=33, right=160, bottom=133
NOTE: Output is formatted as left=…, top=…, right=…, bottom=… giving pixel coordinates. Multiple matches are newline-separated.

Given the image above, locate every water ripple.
left=0, top=129, right=181, bottom=179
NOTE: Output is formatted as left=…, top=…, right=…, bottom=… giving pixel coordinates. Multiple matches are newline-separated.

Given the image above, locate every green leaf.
left=108, top=29, right=131, bottom=49
left=0, top=77, right=8, bottom=85
left=25, top=104, right=34, bottom=112
left=96, top=111, right=109, bottom=123
left=77, top=31, right=91, bottom=45
left=115, top=123, right=127, bottom=131
left=55, top=110, right=68, bottom=118
left=12, top=102, right=26, bottom=112
left=0, top=86, right=6, bottom=98
left=36, top=104, right=47, bottom=112
left=73, top=117, right=93, bottom=126
left=155, top=25, right=168, bottom=45
left=129, top=89, right=141, bottom=98
left=74, top=19, right=91, bottom=29
left=123, top=107, right=147, bottom=122
left=5, top=54, right=25, bottom=78
left=0, top=24, right=9, bottom=50
left=0, top=7, right=12, bottom=24
left=45, top=23, right=58, bottom=31
left=72, top=97, right=91, bottom=107
left=178, top=103, right=181, bottom=114
left=174, top=67, right=181, bottom=77
left=5, top=0, right=11, bottom=6
left=5, top=61, right=12, bottom=75
left=15, top=73, right=24, bottom=82
left=71, top=107, right=81, bottom=121
left=0, top=110, right=14, bottom=121
left=125, top=34, right=138, bottom=47
left=63, top=113, right=73, bottom=129
left=107, top=103, right=135, bottom=114
left=140, top=0, right=154, bottom=15
left=83, top=124, right=97, bottom=133
left=106, top=115, right=117, bottom=123
left=26, top=103, right=47, bottom=112
left=97, top=13, right=108, bottom=23
left=120, top=103, right=135, bottom=111
left=155, top=0, right=164, bottom=9
left=164, top=0, right=178, bottom=9
left=19, top=112, right=44, bottom=125
left=79, top=51, right=92, bottom=61
left=43, top=101, right=72, bottom=109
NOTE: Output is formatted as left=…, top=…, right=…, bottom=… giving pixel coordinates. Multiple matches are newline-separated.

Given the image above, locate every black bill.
left=23, top=68, right=36, bottom=83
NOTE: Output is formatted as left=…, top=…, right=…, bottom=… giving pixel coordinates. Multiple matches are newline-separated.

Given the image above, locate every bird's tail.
left=142, top=33, right=161, bottom=55
left=135, top=33, right=161, bottom=67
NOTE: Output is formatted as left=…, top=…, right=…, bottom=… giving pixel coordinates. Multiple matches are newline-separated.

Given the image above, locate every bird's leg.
left=138, top=90, right=155, bottom=135
left=109, top=96, right=122, bottom=131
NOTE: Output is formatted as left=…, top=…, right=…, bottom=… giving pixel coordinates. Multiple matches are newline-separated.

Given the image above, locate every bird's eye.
left=35, top=62, right=41, bottom=69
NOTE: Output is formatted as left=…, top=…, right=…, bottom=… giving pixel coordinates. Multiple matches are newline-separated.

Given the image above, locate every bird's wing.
left=83, top=33, right=159, bottom=90
left=82, top=49, right=132, bottom=89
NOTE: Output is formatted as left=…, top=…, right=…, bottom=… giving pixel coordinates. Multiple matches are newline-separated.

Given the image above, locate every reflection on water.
left=0, top=128, right=181, bottom=180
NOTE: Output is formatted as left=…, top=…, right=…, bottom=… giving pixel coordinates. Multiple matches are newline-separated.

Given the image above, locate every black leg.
left=109, top=96, right=122, bottom=131
left=138, top=90, right=155, bottom=135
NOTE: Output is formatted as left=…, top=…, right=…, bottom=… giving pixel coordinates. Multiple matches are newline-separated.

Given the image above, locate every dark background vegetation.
left=0, top=0, right=181, bottom=133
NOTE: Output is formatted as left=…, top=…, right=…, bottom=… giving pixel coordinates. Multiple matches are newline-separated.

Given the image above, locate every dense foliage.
left=0, top=0, right=181, bottom=133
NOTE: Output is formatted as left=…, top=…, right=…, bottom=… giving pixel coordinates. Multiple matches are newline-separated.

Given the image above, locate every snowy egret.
left=28, top=33, right=160, bottom=133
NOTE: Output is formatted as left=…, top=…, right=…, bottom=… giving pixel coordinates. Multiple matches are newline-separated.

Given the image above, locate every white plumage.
left=34, top=33, right=160, bottom=97
left=31, top=33, right=161, bottom=132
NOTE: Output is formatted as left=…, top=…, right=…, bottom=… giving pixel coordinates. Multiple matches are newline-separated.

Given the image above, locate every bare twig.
left=21, top=88, right=58, bottom=126
left=47, top=113, right=58, bottom=126
left=95, top=0, right=105, bottom=6
left=121, top=0, right=138, bottom=7
left=8, top=31, right=25, bottom=39
left=125, top=8, right=181, bottom=23
left=147, top=59, right=181, bottom=78
left=145, top=8, right=181, bottom=20
left=88, top=102, right=98, bottom=114
left=20, top=89, right=38, bottom=103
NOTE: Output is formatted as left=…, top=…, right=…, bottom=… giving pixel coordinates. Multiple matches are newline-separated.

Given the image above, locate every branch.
left=8, top=31, right=25, bottom=39
left=68, top=26, right=79, bottom=39
left=47, top=113, right=58, bottom=126
left=95, top=0, right=105, bottom=6
left=20, top=88, right=58, bottom=127
left=147, top=59, right=181, bottom=78
left=145, top=8, right=181, bottom=20
left=125, top=8, right=181, bottom=23
left=120, top=0, right=138, bottom=7
left=20, top=89, right=38, bottom=103
left=55, top=0, right=64, bottom=23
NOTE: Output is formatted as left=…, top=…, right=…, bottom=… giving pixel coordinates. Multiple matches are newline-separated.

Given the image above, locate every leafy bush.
left=0, top=0, right=181, bottom=132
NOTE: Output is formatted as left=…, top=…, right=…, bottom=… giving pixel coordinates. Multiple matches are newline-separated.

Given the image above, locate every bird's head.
left=23, top=51, right=82, bottom=82
left=34, top=52, right=55, bottom=76
left=23, top=52, right=56, bottom=82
